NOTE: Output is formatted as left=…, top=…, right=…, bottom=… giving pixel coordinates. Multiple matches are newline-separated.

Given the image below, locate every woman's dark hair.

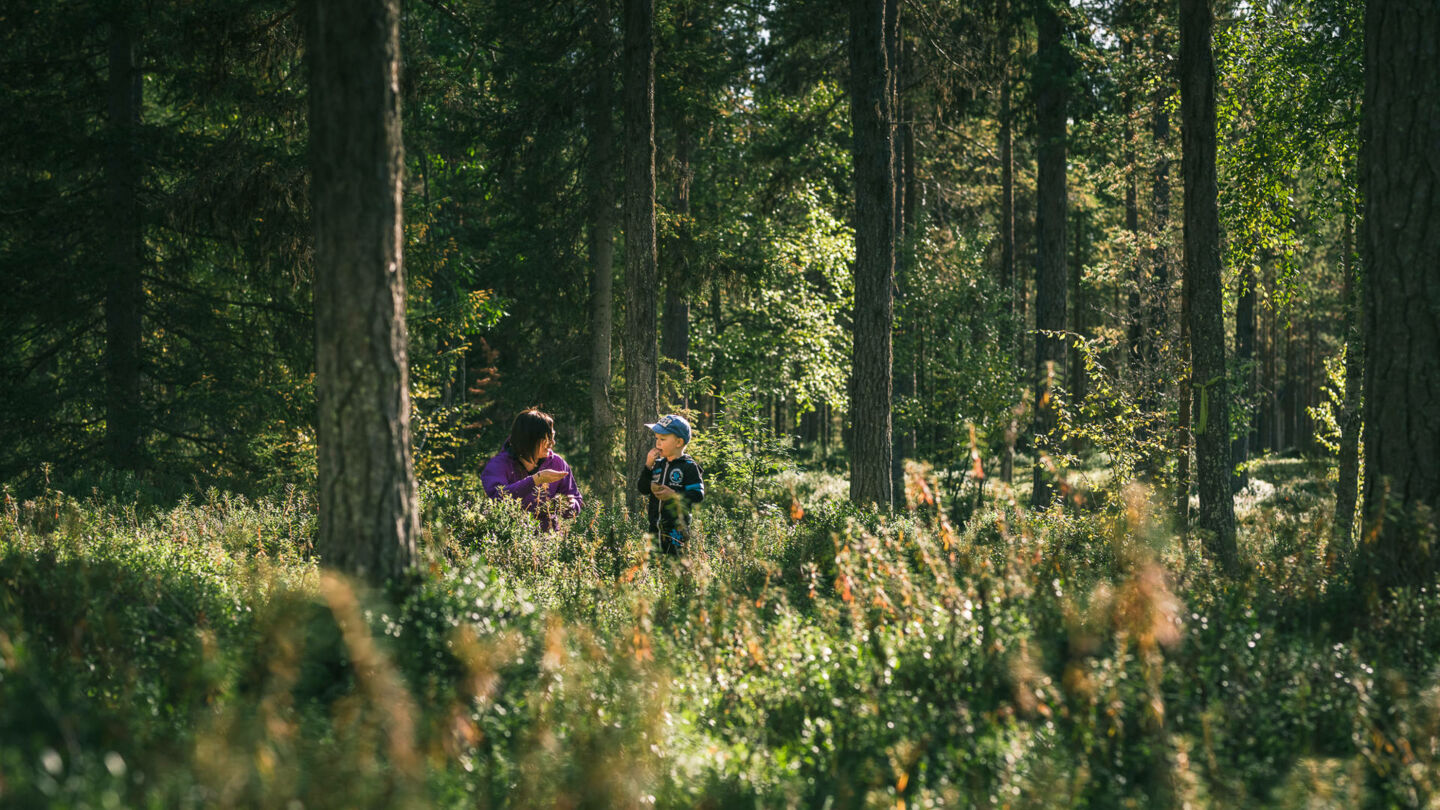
left=509, top=409, right=556, bottom=462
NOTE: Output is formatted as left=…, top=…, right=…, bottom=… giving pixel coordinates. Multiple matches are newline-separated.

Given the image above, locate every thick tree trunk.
left=1179, top=0, right=1239, bottom=573
left=1334, top=211, right=1362, bottom=551
left=847, top=0, right=895, bottom=509
left=310, top=0, right=418, bottom=586
left=105, top=15, right=144, bottom=473
left=1031, top=0, right=1068, bottom=509
left=1359, top=0, right=1440, bottom=592
left=623, top=0, right=660, bottom=508
left=588, top=0, right=619, bottom=499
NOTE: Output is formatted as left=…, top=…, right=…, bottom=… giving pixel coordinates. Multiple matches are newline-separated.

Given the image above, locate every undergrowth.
left=1, top=458, right=1437, bottom=808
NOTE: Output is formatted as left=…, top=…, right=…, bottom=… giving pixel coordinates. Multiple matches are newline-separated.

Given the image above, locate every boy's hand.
left=534, top=469, right=567, bottom=486
left=651, top=484, right=677, bottom=500
left=645, top=448, right=660, bottom=466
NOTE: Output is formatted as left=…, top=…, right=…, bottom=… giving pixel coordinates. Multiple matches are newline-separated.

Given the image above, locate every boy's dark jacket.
left=636, top=453, right=705, bottom=540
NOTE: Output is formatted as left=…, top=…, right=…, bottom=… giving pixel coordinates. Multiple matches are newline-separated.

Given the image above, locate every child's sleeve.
left=636, top=464, right=654, bottom=496
left=681, top=459, right=705, bottom=504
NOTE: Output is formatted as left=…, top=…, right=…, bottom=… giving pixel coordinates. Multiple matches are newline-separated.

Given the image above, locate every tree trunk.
left=1233, top=266, right=1256, bottom=492
left=1031, top=0, right=1068, bottom=509
left=1261, top=263, right=1277, bottom=453
left=1360, top=0, right=1440, bottom=593
left=105, top=14, right=144, bottom=473
left=889, top=6, right=911, bottom=509
left=1292, top=324, right=1303, bottom=454
left=661, top=122, right=692, bottom=407
left=820, top=400, right=831, bottom=458
left=1304, top=316, right=1318, bottom=455
left=588, top=0, right=619, bottom=499
left=624, top=0, right=660, bottom=508
left=1179, top=0, right=1238, bottom=573
left=1146, top=29, right=1173, bottom=482
left=999, top=44, right=1017, bottom=487
left=310, top=0, right=418, bottom=586
left=1334, top=210, right=1362, bottom=551
left=847, top=0, right=895, bottom=510
left=707, top=278, right=723, bottom=423
left=1125, top=53, right=1143, bottom=375
left=1176, top=285, right=1192, bottom=525
left=1069, top=208, right=1088, bottom=416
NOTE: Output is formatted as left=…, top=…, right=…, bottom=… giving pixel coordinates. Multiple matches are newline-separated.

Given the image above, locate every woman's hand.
left=534, top=469, right=567, bottom=486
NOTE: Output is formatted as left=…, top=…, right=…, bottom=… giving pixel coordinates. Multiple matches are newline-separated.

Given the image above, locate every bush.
left=4, top=461, right=1440, bottom=808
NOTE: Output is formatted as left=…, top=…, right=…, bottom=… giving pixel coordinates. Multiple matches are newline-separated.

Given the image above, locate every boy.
left=636, top=414, right=705, bottom=554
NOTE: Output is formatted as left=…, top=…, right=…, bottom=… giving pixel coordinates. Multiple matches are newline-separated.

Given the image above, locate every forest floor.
left=2, top=455, right=1437, bottom=808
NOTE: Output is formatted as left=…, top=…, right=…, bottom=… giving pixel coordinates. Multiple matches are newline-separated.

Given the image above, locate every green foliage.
left=1218, top=0, right=1362, bottom=302
left=690, top=80, right=857, bottom=417
left=1052, top=332, right=1174, bottom=493
left=1307, top=348, right=1348, bottom=457
left=686, top=386, right=794, bottom=506
left=5, top=461, right=1440, bottom=807
left=899, top=229, right=1024, bottom=480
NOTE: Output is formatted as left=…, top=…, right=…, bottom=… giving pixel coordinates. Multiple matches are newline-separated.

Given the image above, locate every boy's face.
left=653, top=431, right=685, bottom=459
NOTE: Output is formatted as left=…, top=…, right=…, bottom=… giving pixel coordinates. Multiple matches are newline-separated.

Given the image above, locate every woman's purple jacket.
left=480, top=442, right=583, bottom=530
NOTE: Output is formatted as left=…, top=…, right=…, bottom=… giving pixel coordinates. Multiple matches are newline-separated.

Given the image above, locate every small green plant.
left=687, top=385, right=793, bottom=506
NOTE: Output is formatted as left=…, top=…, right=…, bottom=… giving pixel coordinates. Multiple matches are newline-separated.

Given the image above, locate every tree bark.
left=105, top=14, right=144, bottom=473
left=1031, top=0, right=1068, bottom=509
left=588, top=0, right=619, bottom=499
left=1305, top=316, right=1318, bottom=454
left=1147, top=28, right=1173, bottom=483
left=1179, top=0, right=1239, bottom=573
left=623, top=0, right=660, bottom=507
left=1125, top=48, right=1143, bottom=376
left=707, top=279, right=723, bottom=423
left=1176, top=280, right=1192, bottom=525
left=999, top=40, right=1017, bottom=487
left=1359, top=0, right=1440, bottom=592
left=847, top=0, right=895, bottom=509
left=889, top=5, right=911, bottom=509
left=1282, top=317, right=1295, bottom=451
left=1260, top=263, right=1276, bottom=453
left=1233, top=266, right=1256, bottom=492
left=1069, top=208, right=1088, bottom=417
left=661, top=121, right=692, bottom=406
left=310, top=0, right=418, bottom=586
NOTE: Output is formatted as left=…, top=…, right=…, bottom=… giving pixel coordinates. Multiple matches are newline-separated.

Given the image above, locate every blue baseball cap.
left=645, top=414, right=692, bottom=443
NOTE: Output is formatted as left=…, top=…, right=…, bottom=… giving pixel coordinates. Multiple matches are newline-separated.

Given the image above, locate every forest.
left=1, top=0, right=1438, bottom=806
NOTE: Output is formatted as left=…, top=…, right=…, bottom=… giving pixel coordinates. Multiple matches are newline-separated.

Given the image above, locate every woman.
left=480, top=408, right=583, bottom=530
